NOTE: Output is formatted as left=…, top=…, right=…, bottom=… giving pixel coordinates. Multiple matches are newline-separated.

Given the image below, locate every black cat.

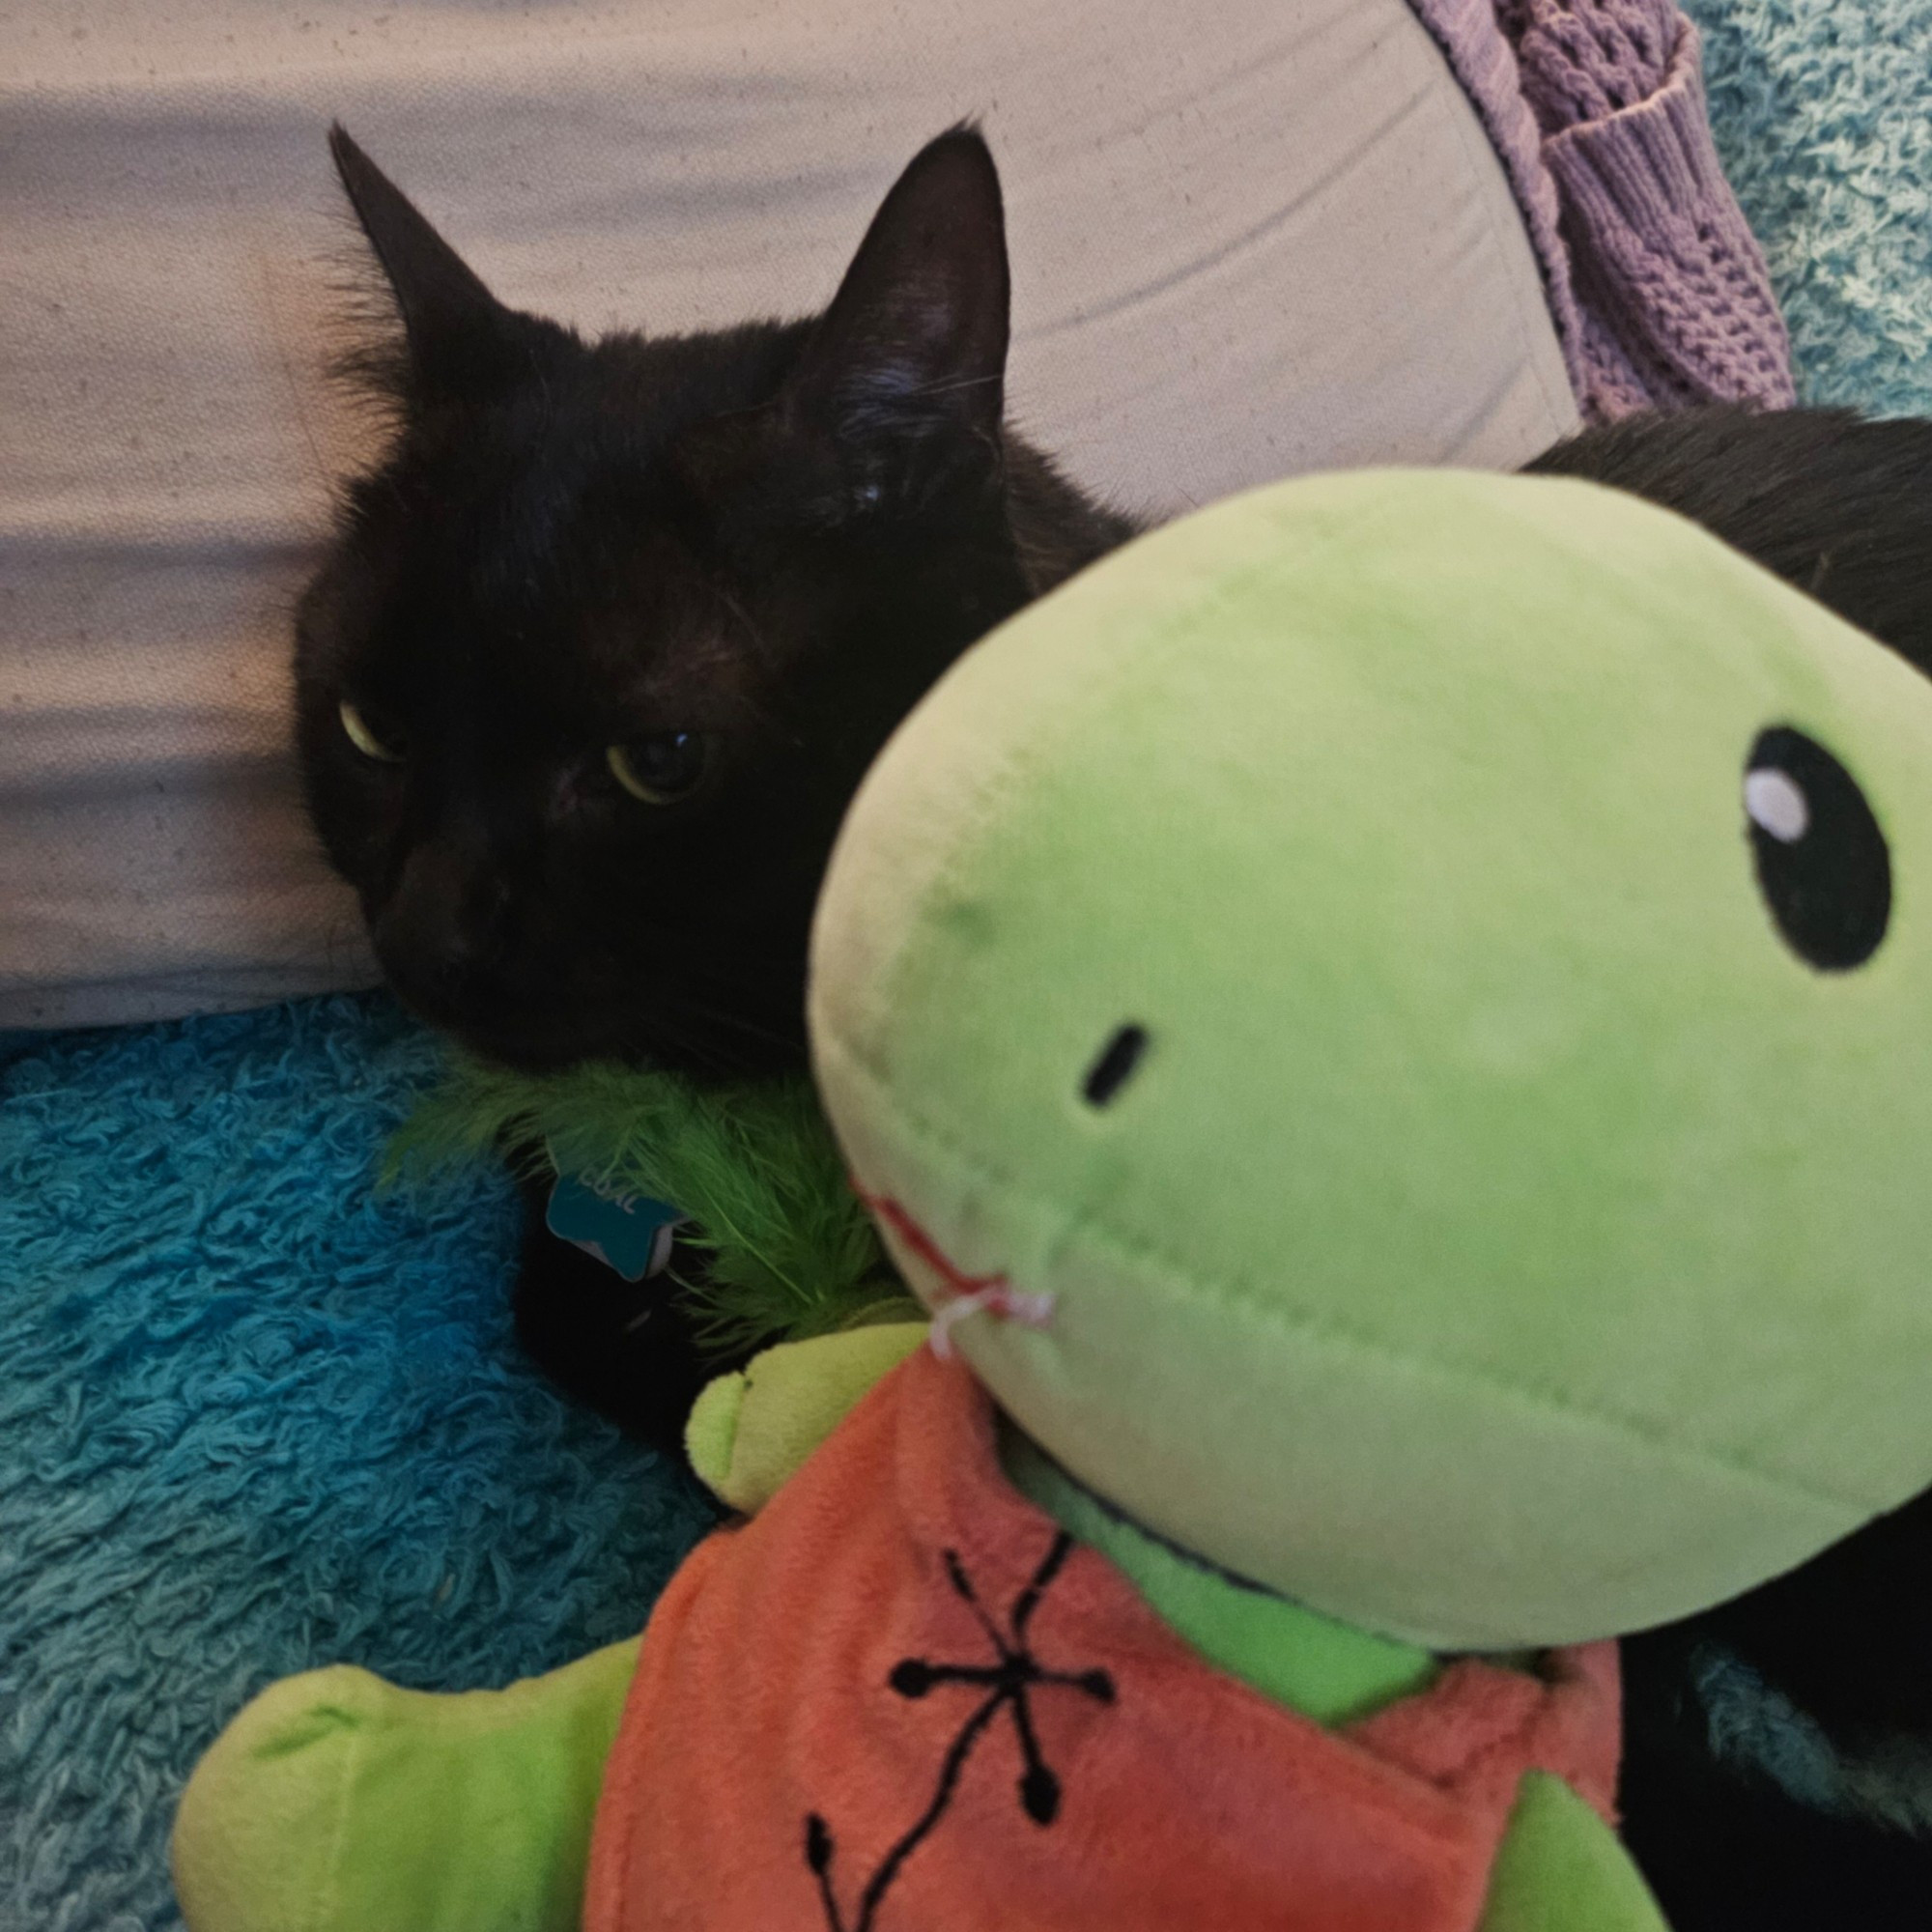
left=297, top=125, right=1136, bottom=1433
left=301, top=123, right=1131, bottom=1078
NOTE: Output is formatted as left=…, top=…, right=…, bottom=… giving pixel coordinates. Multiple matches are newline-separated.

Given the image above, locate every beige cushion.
left=0, top=0, right=1577, bottom=1029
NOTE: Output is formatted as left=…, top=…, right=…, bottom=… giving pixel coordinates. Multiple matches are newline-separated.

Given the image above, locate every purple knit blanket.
left=1419, top=0, right=1794, bottom=419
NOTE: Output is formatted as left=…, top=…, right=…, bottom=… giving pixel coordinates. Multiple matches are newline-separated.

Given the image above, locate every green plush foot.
left=172, top=1638, right=640, bottom=1932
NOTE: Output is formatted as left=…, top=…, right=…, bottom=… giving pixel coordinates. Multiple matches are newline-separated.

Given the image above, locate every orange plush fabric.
left=583, top=1348, right=1621, bottom=1932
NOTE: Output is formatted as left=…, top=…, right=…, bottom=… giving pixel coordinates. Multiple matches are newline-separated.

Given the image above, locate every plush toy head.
left=809, top=469, right=1932, bottom=1653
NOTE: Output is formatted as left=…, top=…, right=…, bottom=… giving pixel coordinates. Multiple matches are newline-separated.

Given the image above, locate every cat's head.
left=298, top=125, right=1063, bottom=1076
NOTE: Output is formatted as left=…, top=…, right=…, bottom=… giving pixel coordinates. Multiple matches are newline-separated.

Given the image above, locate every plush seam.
left=822, top=1024, right=1870, bottom=1517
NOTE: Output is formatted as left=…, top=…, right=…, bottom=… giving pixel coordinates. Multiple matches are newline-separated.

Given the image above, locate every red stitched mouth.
left=855, top=1186, right=1009, bottom=1301
left=853, top=1182, right=1057, bottom=1356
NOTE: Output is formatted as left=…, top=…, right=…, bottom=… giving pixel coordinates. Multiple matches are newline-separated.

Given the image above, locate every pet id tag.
left=544, top=1158, right=685, bottom=1283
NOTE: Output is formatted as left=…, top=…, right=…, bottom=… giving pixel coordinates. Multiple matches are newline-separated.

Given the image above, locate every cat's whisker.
left=670, top=994, right=803, bottom=1061
left=895, top=373, right=1004, bottom=400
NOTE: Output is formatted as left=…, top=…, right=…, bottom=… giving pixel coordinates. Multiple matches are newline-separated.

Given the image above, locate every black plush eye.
left=607, top=732, right=711, bottom=805
left=338, top=697, right=405, bottom=764
left=1744, top=725, right=1889, bottom=970
left=1081, top=1024, right=1149, bottom=1107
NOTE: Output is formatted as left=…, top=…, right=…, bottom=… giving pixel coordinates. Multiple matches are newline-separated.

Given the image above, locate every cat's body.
left=1527, top=406, right=1932, bottom=683
left=302, top=127, right=1932, bottom=1932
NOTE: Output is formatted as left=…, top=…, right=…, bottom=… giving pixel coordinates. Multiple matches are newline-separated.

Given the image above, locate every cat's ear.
left=781, top=126, right=1011, bottom=510
left=328, top=124, right=540, bottom=401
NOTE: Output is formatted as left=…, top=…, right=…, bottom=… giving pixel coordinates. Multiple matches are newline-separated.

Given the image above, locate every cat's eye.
left=339, top=697, right=405, bottom=764
left=608, top=732, right=711, bottom=805
left=1744, top=725, right=1889, bottom=970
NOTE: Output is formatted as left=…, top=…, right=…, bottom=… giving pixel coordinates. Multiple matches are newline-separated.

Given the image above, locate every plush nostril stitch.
left=1081, top=1024, right=1149, bottom=1108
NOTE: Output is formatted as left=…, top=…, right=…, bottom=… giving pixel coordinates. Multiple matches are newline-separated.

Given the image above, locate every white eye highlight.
left=1745, top=767, right=1808, bottom=844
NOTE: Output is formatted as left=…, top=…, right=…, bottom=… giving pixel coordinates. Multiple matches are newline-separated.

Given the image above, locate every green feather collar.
left=387, top=1057, right=917, bottom=1359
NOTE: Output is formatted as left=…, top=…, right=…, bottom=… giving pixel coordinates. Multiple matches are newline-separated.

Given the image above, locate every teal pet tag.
left=544, top=1152, right=685, bottom=1283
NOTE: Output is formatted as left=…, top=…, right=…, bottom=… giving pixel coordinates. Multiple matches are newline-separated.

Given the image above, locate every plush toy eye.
left=338, top=697, right=405, bottom=764
left=607, top=733, right=711, bottom=805
left=1744, top=725, right=1889, bottom=971
left=1082, top=1024, right=1150, bottom=1107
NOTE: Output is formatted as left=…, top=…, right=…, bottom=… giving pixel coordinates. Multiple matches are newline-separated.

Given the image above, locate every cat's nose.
left=376, top=842, right=516, bottom=1009
left=429, top=882, right=512, bottom=997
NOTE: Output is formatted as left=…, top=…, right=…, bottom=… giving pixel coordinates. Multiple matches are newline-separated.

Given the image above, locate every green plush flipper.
left=686, top=1322, right=928, bottom=1512
left=1478, top=1772, right=1672, bottom=1932
left=172, top=1639, right=639, bottom=1932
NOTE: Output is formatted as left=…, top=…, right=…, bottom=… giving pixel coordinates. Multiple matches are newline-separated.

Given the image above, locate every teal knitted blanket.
left=1689, top=0, right=1932, bottom=413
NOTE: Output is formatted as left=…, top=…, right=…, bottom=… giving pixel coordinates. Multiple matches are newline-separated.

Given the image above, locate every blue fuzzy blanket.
left=0, top=1000, right=711, bottom=1929
left=8, top=8, right=1932, bottom=1925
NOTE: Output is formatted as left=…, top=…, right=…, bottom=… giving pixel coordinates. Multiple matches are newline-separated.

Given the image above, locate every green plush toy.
left=174, top=470, right=1932, bottom=1932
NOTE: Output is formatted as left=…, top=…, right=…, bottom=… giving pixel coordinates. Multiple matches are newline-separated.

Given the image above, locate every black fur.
left=1535, top=405, right=1932, bottom=1931
left=1526, top=405, right=1932, bottom=680
left=299, top=124, right=1133, bottom=1083
left=298, top=127, right=1135, bottom=1451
